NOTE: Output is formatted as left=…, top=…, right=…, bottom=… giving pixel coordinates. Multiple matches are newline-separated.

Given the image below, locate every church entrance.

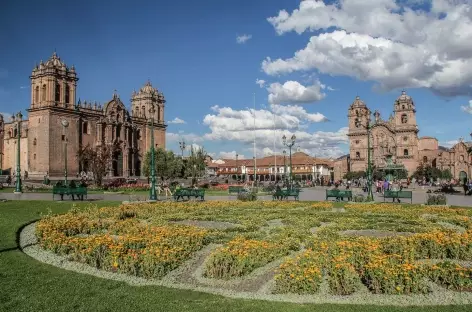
left=112, top=151, right=123, bottom=176
left=459, top=171, right=468, bottom=184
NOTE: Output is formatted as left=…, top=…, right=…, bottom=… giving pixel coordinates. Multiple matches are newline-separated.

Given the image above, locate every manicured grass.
left=1, top=201, right=471, bottom=312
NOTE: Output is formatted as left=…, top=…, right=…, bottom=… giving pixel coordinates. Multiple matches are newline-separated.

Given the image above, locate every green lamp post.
left=282, top=134, right=296, bottom=189
left=61, top=119, right=69, bottom=185
left=355, top=116, right=374, bottom=201
left=14, top=111, right=23, bottom=193
left=149, top=105, right=157, bottom=201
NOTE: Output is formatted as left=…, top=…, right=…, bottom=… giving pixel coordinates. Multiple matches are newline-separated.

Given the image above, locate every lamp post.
left=355, top=116, right=374, bottom=201
left=179, top=139, right=186, bottom=157
left=235, top=153, right=238, bottom=181
left=282, top=134, right=296, bottom=189
left=149, top=105, right=157, bottom=201
left=253, top=156, right=256, bottom=185
left=14, top=111, right=23, bottom=193
left=61, top=119, right=69, bottom=185
left=193, top=163, right=197, bottom=186
left=283, top=150, right=287, bottom=185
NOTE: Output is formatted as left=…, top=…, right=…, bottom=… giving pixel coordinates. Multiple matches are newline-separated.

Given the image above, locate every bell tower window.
left=55, top=82, right=61, bottom=103
left=403, top=149, right=408, bottom=156
left=355, top=152, right=360, bottom=159
left=401, top=114, right=408, bottom=124
left=35, top=86, right=39, bottom=104
left=65, top=84, right=70, bottom=104
left=42, top=84, right=46, bottom=101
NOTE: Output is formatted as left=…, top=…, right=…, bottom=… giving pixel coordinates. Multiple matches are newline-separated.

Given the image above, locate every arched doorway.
left=459, top=171, right=468, bottom=184
left=113, top=151, right=123, bottom=176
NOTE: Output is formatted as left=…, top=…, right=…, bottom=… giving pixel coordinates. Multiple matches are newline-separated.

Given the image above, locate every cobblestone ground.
left=1, top=187, right=472, bottom=207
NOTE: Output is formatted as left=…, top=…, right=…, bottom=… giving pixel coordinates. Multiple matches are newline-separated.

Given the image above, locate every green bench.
left=53, top=186, right=88, bottom=201
left=173, top=188, right=205, bottom=201
left=228, top=186, right=245, bottom=195
left=326, top=189, right=353, bottom=201
left=273, top=188, right=300, bottom=201
left=383, top=190, right=413, bottom=203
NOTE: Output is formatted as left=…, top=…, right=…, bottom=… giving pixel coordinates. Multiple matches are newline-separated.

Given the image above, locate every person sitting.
left=275, top=184, right=282, bottom=200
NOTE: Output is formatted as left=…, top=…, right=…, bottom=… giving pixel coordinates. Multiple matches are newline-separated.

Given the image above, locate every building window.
left=355, top=140, right=359, bottom=144
left=34, top=154, right=36, bottom=160
left=42, top=84, right=46, bottom=101
left=403, top=149, right=408, bottom=156
left=62, top=135, right=65, bottom=141
left=402, top=105, right=405, bottom=110
left=82, top=122, right=88, bottom=134
left=423, top=156, right=428, bottom=163
left=137, top=129, right=141, bottom=140
left=356, top=152, right=360, bottom=158
left=401, top=114, right=408, bottom=124
left=35, top=86, right=39, bottom=104
left=403, top=136, right=408, bottom=142
left=33, top=138, right=37, bottom=146
left=55, top=82, right=61, bottom=103
left=355, top=118, right=360, bottom=128
left=65, top=84, right=70, bottom=104
left=460, top=155, right=465, bottom=162
left=38, top=118, right=40, bottom=124
left=14, top=128, right=17, bottom=137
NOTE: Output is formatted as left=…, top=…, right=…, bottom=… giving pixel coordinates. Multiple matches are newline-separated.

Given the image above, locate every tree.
left=76, top=142, right=120, bottom=186
left=343, top=171, right=365, bottom=180
left=440, top=168, right=453, bottom=180
left=142, top=148, right=183, bottom=181
left=412, top=163, right=441, bottom=181
left=185, top=146, right=207, bottom=186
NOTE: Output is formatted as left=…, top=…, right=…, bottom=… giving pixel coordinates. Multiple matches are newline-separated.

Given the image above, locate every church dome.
left=397, top=90, right=412, bottom=102
left=350, top=95, right=366, bottom=108
left=44, top=52, right=67, bottom=69
left=140, top=80, right=157, bottom=95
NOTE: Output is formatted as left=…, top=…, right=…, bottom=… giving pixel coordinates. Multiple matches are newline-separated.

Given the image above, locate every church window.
left=33, top=138, right=37, bottom=146
left=38, top=118, right=40, bottom=124
left=355, top=140, right=359, bottom=144
left=402, top=105, right=405, bottom=110
left=35, top=86, right=39, bottom=104
left=42, top=84, right=46, bottom=101
left=460, top=155, right=465, bottom=162
left=141, top=106, right=146, bottom=117
left=82, top=122, right=88, bottom=134
left=34, top=154, right=36, bottom=160
left=65, top=84, right=70, bottom=104
left=403, top=136, right=408, bottom=142
left=62, top=135, right=65, bottom=141
left=403, top=149, right=408, bottom=156
left=14, top=128, right=17, bottom=138
left=401, top=114, right=408, bottom=124
left=355, top=152, right=360, bottom=158
left=423, top=156, right=428, bottom=163
left=137, top=129, right=141, bottom=140
left=55, top=82, right=61, bottom=103
left=355, top=118, right=360, bottom=128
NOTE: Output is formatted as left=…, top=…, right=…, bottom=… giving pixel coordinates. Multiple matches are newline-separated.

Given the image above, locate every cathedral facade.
left=334, top=91, right=472, bottom=182
left=0, top=52, right=166, bottom=179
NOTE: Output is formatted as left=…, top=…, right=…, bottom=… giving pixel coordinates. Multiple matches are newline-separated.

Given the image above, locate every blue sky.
left=1, top=0, right=471, bottom=159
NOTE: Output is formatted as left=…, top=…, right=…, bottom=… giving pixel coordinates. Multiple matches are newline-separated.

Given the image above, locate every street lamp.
left=149, top=105, right=157, bottom=201
left=282, top=134, right=296, bottom=189
left=355, top=116, right=374, bottom=201
left=61, top=119, right=69, bottom=185
left=235, top=153, right=239, bottom=181
left=283, top=149, right=287, bottom=185
left=193, top=163, right=197, bottom=186
left=14, top=111, right=23, bottom=193
left=179, top=139, right=186, bottom=157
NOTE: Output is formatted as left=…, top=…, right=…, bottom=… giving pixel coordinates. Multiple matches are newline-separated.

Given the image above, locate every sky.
left=1, top=0, right=472, bottom=160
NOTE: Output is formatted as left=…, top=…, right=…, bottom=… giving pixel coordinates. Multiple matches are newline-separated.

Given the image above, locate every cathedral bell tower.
left=394, top=91, right=417, bottom=130
left=30, top=52, right=78, bottom=110
left=347, top=96, right=371, bottom=172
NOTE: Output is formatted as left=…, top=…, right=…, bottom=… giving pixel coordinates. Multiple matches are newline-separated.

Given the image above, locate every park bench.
left=173, top=188, right=205, bottom=201
left=326, top=189, right=353, bottom=201
left=52, top=185, right=88, bottom=201
left=383, top=190, right=413, bottom=204
left=0, top=175, right=9, bottom=189
left=273, top=188, right=300, bottom=201
left=228, top=186, right=245, bottom=195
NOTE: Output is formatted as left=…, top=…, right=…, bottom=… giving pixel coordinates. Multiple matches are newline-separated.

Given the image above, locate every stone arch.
left=42, top=84, right=46, bottom=101
left=65, top=84, right=70, bottom=104
left=401, top=114, right=408, bottom=124
left=35, top=86, right=39, bottom=104
left=55, top=82, right=61, bottom=102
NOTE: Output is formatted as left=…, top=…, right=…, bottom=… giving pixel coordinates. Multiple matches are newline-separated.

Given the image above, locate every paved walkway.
left=1, top=188, right=472, bottom=207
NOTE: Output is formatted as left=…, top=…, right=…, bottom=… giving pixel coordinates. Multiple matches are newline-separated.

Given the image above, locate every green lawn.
left=1, top=201, right=471, bottom=312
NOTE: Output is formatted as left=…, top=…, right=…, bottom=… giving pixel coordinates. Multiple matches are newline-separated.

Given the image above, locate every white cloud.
left=236, top=34, right=252, bottom=44
left=202, top=105, right=347, bottom=158
left=19, top=86, right=28, bottom=89
left=166, top=132, right=204, bottom=143
left=267, top=80, right=326, bottom=104
left=168, top=117, right=186, bottom=124
left=460, top=100, right=472, bottom=114
left=441, top=140, right=459, bottom=148
left=264, top=0, right=472, bottom=96
left=256, top=79, right=266, bottom=88
left=219, top=151, right=246, bottom=159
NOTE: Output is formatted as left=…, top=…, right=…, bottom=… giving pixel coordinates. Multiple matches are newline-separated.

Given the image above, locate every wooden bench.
left=273, top=188, right=300, bottom=201
left=0, top=175, right=9, bottom=189
left=173, top=188, right=205, bottom=201
left=228, top=186, right=245, bottom=195
left=326, top=189, right=353, bottom=201
left=53, top=186, right=88, bottom=201
left=383, top=190, right=413, bottom=203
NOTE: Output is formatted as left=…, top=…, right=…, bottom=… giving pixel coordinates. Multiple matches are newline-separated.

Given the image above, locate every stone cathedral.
left=0, top=52, right=167, bottom=179
left=333, top=91, right=472, bottom=181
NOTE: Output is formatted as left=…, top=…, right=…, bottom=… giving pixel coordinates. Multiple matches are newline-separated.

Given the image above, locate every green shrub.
left=426, top=194, right=447, bottom=205
left=237, top=191, right=257, bottom=201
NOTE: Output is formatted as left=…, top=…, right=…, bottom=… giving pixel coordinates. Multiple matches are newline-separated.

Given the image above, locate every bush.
left=426, top=194, right=447, bottom=205
left=352, top=194, right=366, bottom=202
left=237, top=191, right=257, bottom=201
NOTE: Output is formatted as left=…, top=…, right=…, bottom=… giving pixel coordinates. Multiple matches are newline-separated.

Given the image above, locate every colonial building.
left=215, top=152, right=334, bottom=182
left=0, top=52, right=166, bottom=179
left=334, top=91, right=472, bottom=181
